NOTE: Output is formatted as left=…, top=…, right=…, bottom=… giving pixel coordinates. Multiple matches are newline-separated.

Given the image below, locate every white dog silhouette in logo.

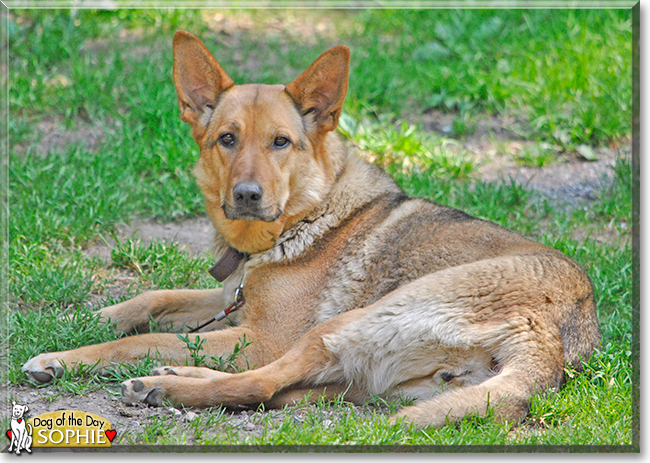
left=8, top=401, right=32, bottom=455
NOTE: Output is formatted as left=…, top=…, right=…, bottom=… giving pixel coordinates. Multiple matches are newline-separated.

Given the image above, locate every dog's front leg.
left=98, top=288, right=229, bottom=334
left=22, top=326, right=267, bottom=384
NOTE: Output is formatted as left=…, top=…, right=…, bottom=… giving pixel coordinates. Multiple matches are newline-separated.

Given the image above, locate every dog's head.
left=173, top=31, right=350, bottom=253
left=11, top=401, right=28, bottom=419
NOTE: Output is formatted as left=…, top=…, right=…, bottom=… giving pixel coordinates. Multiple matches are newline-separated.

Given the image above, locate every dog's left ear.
left=285, top=45, right=350, bottom=133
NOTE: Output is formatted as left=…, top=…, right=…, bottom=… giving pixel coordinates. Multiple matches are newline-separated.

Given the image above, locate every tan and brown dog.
left=23, top=31, right=601, bottom=428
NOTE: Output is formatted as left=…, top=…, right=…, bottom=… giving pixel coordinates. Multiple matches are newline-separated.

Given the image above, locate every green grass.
left=512, top=144, right=557, bottom=168
left=5, top=8, right=634, bottom=448
left=346, top=9, right=632, bottom=149
left=111, top=239, right=214, bottom=289
left=341, top=116, right=475, bottom=179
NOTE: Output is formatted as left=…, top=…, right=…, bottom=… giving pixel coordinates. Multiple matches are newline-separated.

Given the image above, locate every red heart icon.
left=105, top=429, right=117, bottom=443
left=6, top=430, right=11, bottom=440
left=17, top=419, right=22, bottom=424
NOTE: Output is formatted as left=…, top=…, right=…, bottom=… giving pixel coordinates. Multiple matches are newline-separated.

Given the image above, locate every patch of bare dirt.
left=84, top=217, right=215, bottom=266
left=420, top=109, right=529, bottom=141
left=86, top=268, right=140, bottom=306
left=118, top=217, right=215, bottom=257
left=2, top=385, right=159, bottom=443
left=419, top=109, right=629, bottom=208
left=13, top=115, right=117, bottom=156
left=476, top=147, right=623, bottom=205
left=82, top=217, right=215, bottom=304
left=204, top=10, right=346, bottom=47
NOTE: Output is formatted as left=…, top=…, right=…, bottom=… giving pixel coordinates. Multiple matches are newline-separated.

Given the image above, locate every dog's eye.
left=219, top=133, right=236, bottom=147
left=273, top=136, right=290, bottom=149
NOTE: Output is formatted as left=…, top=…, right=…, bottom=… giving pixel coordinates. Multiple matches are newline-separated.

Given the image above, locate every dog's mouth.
left=222, top=204, right=283, bottom=222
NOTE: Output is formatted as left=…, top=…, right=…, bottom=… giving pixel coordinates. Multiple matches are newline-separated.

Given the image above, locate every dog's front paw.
left=121, top=378, right=164, bottom=406
left=22, top=354, right=65, bottom=384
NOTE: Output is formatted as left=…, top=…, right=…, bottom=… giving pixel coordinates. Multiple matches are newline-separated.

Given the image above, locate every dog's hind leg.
left=389, top=347, right=562, bottom=428
left=120, top=306, right=374, bottom=407
left=338, top=254, right=569, bottom=428
left=147, top=365, right=364, bottom=406
left=264, top=383, right=367, bottom=408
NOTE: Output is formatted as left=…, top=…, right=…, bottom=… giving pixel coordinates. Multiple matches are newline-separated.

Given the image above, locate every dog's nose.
left=232, top=181, right=264, bottom=207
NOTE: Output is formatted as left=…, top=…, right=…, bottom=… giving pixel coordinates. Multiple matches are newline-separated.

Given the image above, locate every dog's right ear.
left=173, top=31, right=234, bottom=133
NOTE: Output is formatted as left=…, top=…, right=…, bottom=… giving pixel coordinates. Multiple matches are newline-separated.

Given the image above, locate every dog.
left=8, top=401, right=32, bottom=454
left=22, top=31, right=601, bottom=428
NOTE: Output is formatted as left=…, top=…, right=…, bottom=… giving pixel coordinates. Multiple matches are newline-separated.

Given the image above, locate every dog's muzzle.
left=223, top=181, right=282, bottom=222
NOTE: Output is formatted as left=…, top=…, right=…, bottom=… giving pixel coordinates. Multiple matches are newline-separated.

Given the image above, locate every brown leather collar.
left=208, top=247, right=246, bottom=282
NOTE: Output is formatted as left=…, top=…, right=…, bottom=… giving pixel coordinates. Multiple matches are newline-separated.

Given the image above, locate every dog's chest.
left=239, top=204, right=390, bottom=344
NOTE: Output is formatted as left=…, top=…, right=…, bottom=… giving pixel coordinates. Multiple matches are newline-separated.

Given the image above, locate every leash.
left=189, top=247, right=247, bottom=333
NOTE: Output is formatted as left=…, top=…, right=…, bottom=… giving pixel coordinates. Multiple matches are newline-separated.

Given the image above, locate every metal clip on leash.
left=189, top=272, right=246, bottom=333
left=215, top=282, right=245, bottom=321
